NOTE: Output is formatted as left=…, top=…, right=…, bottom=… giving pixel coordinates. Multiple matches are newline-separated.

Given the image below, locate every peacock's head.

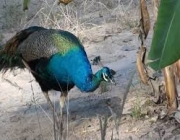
left=101, top=67, right=116, bottom=84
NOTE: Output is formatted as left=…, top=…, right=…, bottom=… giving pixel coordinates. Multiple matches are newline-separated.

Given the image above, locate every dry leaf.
left=151, top=0, right=159, bottom=30
left=173, top=59, right=180, bottom=82
left=136, top=46, right=149, bottom=85
left=152, top=0, right=159, bottom=21
left=163, top=65, right=178, bottom=114
left=140, top=0, right=150, bottom=39
left=149, top=115, right=158, bottom=123
left=58, top=0, right=73, bottom=5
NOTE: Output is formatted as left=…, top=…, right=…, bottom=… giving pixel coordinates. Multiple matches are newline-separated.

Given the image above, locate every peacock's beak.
left=110, top=77, right=116, bottom=85
left=110, top=69, right=116, bottom=85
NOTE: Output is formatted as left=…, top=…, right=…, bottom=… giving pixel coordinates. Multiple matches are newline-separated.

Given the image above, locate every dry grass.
left=131, top=95, right=142, bottom=119
left=21, top=0, right=139, bottom=41
left=0, top=0, right=139, bottom=32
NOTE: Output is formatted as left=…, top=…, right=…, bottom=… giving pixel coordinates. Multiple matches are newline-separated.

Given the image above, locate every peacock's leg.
left=59, top=91, right=68, bottom=138
left=59, top=91, right=68, bottom=118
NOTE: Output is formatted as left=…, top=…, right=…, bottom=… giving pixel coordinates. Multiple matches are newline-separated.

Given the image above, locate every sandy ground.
left=0, top=0, right=180, bottom=140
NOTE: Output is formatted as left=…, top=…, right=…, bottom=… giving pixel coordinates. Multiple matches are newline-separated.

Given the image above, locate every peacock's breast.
left=47, top=53, right=74, bottom=84
left=47, top=46, right=92, bottom=91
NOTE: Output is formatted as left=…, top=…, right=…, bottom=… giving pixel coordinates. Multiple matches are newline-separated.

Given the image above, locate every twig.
left=53, top=104, right=57, bottom=140
left=111, top=129, right=113, bottom=140
left=30, top=83, right=44, bottom=140
left=99, top=115, right=108, bottom=140
left=115, top=70, right=136, bottom=139
left=3, top=78, right=22, bottom=90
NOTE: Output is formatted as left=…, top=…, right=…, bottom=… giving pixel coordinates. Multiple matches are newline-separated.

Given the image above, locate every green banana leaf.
left=148, top=0, right=180, bottom=70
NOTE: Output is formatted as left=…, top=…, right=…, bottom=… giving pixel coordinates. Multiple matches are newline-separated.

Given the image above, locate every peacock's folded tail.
left=0, top=26, right=45, bottom=72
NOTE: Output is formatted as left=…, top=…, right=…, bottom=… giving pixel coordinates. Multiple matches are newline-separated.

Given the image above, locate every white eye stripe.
left=103, top=73, right=108, bottom=81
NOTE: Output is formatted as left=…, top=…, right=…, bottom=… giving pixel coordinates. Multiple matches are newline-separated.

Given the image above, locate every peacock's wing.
left=17, top=29, right=58, bottom=62
left=17, top=29, right=83, bottom=62
left=27, top=56, right=57, bottom=91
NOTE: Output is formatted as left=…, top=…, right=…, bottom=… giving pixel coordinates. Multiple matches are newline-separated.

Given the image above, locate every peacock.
left=0, top=26, right=115, bottom=118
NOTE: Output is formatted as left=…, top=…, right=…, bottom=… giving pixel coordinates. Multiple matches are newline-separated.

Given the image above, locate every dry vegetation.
left=0, top=0, right=139, bottom=41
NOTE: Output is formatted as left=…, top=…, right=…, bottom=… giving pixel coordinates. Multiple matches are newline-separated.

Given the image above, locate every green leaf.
left=148, top=0, right=180, bottom=70
left=23, top=0, right=30, bottom=11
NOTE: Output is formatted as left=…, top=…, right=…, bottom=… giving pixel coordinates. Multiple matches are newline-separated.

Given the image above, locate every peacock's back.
left=17, top=28, right=83, bottom=62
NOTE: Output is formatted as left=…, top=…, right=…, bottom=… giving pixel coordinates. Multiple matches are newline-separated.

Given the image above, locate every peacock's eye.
left=102, top=73, right=109, bottom=81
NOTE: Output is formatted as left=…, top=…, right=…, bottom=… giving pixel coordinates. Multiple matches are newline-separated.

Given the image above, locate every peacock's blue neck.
left=48, top=46, right=103, bottom=92
left=73, top=69, right=103, bottom=92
